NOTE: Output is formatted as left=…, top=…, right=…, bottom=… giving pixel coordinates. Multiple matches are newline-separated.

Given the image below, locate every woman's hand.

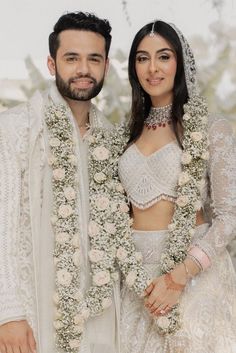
left=0, top=320, right=36, bottom=353
left=144, top=262, right=188, bottom=316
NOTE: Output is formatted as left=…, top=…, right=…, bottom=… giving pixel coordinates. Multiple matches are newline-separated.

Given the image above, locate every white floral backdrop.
left=0, top=0, right=235, bottom=266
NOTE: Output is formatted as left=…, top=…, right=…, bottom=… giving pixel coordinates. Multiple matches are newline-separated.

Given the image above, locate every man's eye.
left=90, top=57, right=101, bottom=63
left=66, top=57, right=77, bottom=62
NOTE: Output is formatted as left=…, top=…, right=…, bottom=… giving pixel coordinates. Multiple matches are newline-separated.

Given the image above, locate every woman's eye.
left=136, top=56, right=149, bottom=63
left=159, top=54, right=170, bottom=61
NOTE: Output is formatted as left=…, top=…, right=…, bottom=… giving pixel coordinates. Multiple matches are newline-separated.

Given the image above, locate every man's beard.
left=55, top=71, right=105, bottom=101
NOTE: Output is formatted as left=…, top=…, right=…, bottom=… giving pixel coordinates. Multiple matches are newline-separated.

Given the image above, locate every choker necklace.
left=144, top=104, right=172, bottom=130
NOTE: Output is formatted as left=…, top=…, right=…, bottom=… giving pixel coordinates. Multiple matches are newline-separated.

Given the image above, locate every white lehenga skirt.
left=121, top=224, right=236, bottom=353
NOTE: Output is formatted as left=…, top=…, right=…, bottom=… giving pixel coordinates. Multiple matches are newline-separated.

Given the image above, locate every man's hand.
left=0, top=320, right=36, bottom=353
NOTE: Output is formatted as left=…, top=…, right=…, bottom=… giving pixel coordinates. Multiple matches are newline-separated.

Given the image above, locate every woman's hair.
left=128, top=20, right=189, bottom=145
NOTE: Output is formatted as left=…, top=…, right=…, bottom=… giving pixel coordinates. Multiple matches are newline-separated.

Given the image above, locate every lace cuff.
left=195, top=118, right=236, bottom=262
left=0, top=129, right=26, bottom=324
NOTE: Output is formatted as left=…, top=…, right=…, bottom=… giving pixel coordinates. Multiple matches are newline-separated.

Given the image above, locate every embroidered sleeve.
left=194, top=118, right=236, bottom=262
left=0, top=129, right=26, bottom=324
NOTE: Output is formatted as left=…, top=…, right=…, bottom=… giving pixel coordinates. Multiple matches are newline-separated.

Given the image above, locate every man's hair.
left=49, top=11, right=112, bottom=59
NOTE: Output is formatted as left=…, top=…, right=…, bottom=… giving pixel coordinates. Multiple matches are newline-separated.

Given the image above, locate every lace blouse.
left=119, top=141, right=182, bottom=209
left=118, top=116, right=236, bottom=264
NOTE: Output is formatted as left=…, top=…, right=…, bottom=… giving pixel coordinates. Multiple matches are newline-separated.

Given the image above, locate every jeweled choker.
left=144, top=104, right=172, bottom=130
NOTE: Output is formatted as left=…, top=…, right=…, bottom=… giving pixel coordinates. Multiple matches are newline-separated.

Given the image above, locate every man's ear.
left=47, top=56, right=56, bottom=76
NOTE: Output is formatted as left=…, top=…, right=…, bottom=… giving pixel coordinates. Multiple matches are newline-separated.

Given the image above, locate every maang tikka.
left=149, top=20, right=157, bottom=37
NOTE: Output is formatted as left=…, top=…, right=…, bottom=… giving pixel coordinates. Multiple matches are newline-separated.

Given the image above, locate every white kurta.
left=0, top=83, right=120, bottom=353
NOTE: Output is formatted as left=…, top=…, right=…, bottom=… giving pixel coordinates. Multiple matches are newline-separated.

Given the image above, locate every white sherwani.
left=0, top=83, right=120, bottom=353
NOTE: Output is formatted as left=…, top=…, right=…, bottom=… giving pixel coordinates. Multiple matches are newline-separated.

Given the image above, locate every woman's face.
left=135, top=33, right=177, bottom=107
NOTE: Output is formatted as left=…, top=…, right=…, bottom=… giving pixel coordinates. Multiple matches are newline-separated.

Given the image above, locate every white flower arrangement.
left=155, top=94, right=209, bottom=335
left=45, top=104, right=150, bottom=352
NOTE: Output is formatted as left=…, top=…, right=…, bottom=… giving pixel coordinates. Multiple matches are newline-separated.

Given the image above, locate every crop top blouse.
left=118, top=140, right=182, bottom=209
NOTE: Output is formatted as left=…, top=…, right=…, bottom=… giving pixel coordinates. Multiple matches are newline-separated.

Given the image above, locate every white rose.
left=190, top=131, right=203, bottom=142
left=183, top=113, right=191, bottom=121
left=156, top=316, right=170, bottom=330
left=69, top=339, right=80, bottom=349
left=51, top=215, right=58, bottom=225
left=58, top=204, right=73, bottom=218
left=80, top=307, right=90, bottom=320
left=198, top=179, right=206, bottom=193
left=176, top=195, right=189, bottom=207
left=72, top=233, right=80, bottom=248
left=50, top=137, right=60, bottom=147
left=104, top=222, right=116, bottom=234
left=53, top=168, right=65, bottom=180
left=135, top=252, right=143, bottom=262
left=56, top=232, right=70, bottom=244
left=111, top=202, right=117, bottom=212
left=54, top=320, right=63, bottom=329
left=116, top=183, right=124, bottom=192
left=194, top=200, right=202, bottom=211
left=93, top=146, right=110, bottom=161
left=88, top=221, right=100, bottom=237
left=55, top=111, right=62, bottom=118
left=181, top=152, right=192, bottom=165
left=53, top=292, right=60, bottom=304
left=178, top=172, right=191, bottom=186
left=189, top=228, right=195, bottom=237
left=126, top=271, right=137, bottom=287
left=54, top=257, right=59, bottom=266
left=94, top=172, right=107, bottom=183
left=116, top=247, right=128, bottom=261
left=72, top=290, right=83, bottom=301
left=95, top=196, right=110, bottom=211
left=93, top=271, right=111, bottom=286
left=102, top=297, right=112, bottom=309
left=72, top=250, right=81, bottom=266
left=48, top=155, right=57, bottom=165
left=54, top=308, right=61, bottom=319
left=74, top=324, right=84, bottom=334
left=64, top=186, right=76, bottom=200
left=201, top=115, right=208, bottom=124
left=87, top=135, right=96, bottom=144
left=57, top=269, right=72, bottom=286
left=89, top=249, right=104, bottom=262
left=74, top=314, right=84, bottom=325
left=68, top=154, right=77, bottom=165
left=168, top=223, right=176, bottom=231
left=111, top=272, right=119, bottom=281
left=201, top=151, right=209, bottom=160
left=119, top=202, right=129, bottom=213
left=129, top=218, right=134, bottom=226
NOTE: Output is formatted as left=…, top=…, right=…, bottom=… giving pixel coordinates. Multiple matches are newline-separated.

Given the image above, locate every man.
left=0, top=11, right=118, bottom=353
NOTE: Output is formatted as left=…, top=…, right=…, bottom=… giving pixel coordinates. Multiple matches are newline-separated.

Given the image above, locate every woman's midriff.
left=131, top=199, right=206, bottom=231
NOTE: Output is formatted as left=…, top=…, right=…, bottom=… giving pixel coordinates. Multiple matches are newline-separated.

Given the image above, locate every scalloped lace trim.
left=129, top=193, right=177, bottom=210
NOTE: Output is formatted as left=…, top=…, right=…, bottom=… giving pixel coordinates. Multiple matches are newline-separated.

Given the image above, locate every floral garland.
left=45, top=104, right=150, bottom=352
left=154, top=94, right=209, bottom=334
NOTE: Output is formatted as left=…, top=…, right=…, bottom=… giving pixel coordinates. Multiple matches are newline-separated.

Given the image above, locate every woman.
left=118, top=20, right=236, bottom=352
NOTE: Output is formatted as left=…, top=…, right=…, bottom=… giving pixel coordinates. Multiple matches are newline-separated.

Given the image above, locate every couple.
left=0, top=10, right=236, bottom=353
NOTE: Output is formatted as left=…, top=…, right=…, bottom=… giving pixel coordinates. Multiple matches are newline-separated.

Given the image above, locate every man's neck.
left=64, top=97, right=91, bottom=128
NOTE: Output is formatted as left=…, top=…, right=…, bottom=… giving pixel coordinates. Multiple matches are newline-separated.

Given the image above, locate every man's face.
left=47, top=30, right=109, bottom=101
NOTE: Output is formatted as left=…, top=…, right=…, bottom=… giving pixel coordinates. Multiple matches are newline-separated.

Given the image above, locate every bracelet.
left=188, top=246, right=211, bottom=270
left=187, top=254, right=203, bottom=272
left=164, top=272, right=185, bottom=291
